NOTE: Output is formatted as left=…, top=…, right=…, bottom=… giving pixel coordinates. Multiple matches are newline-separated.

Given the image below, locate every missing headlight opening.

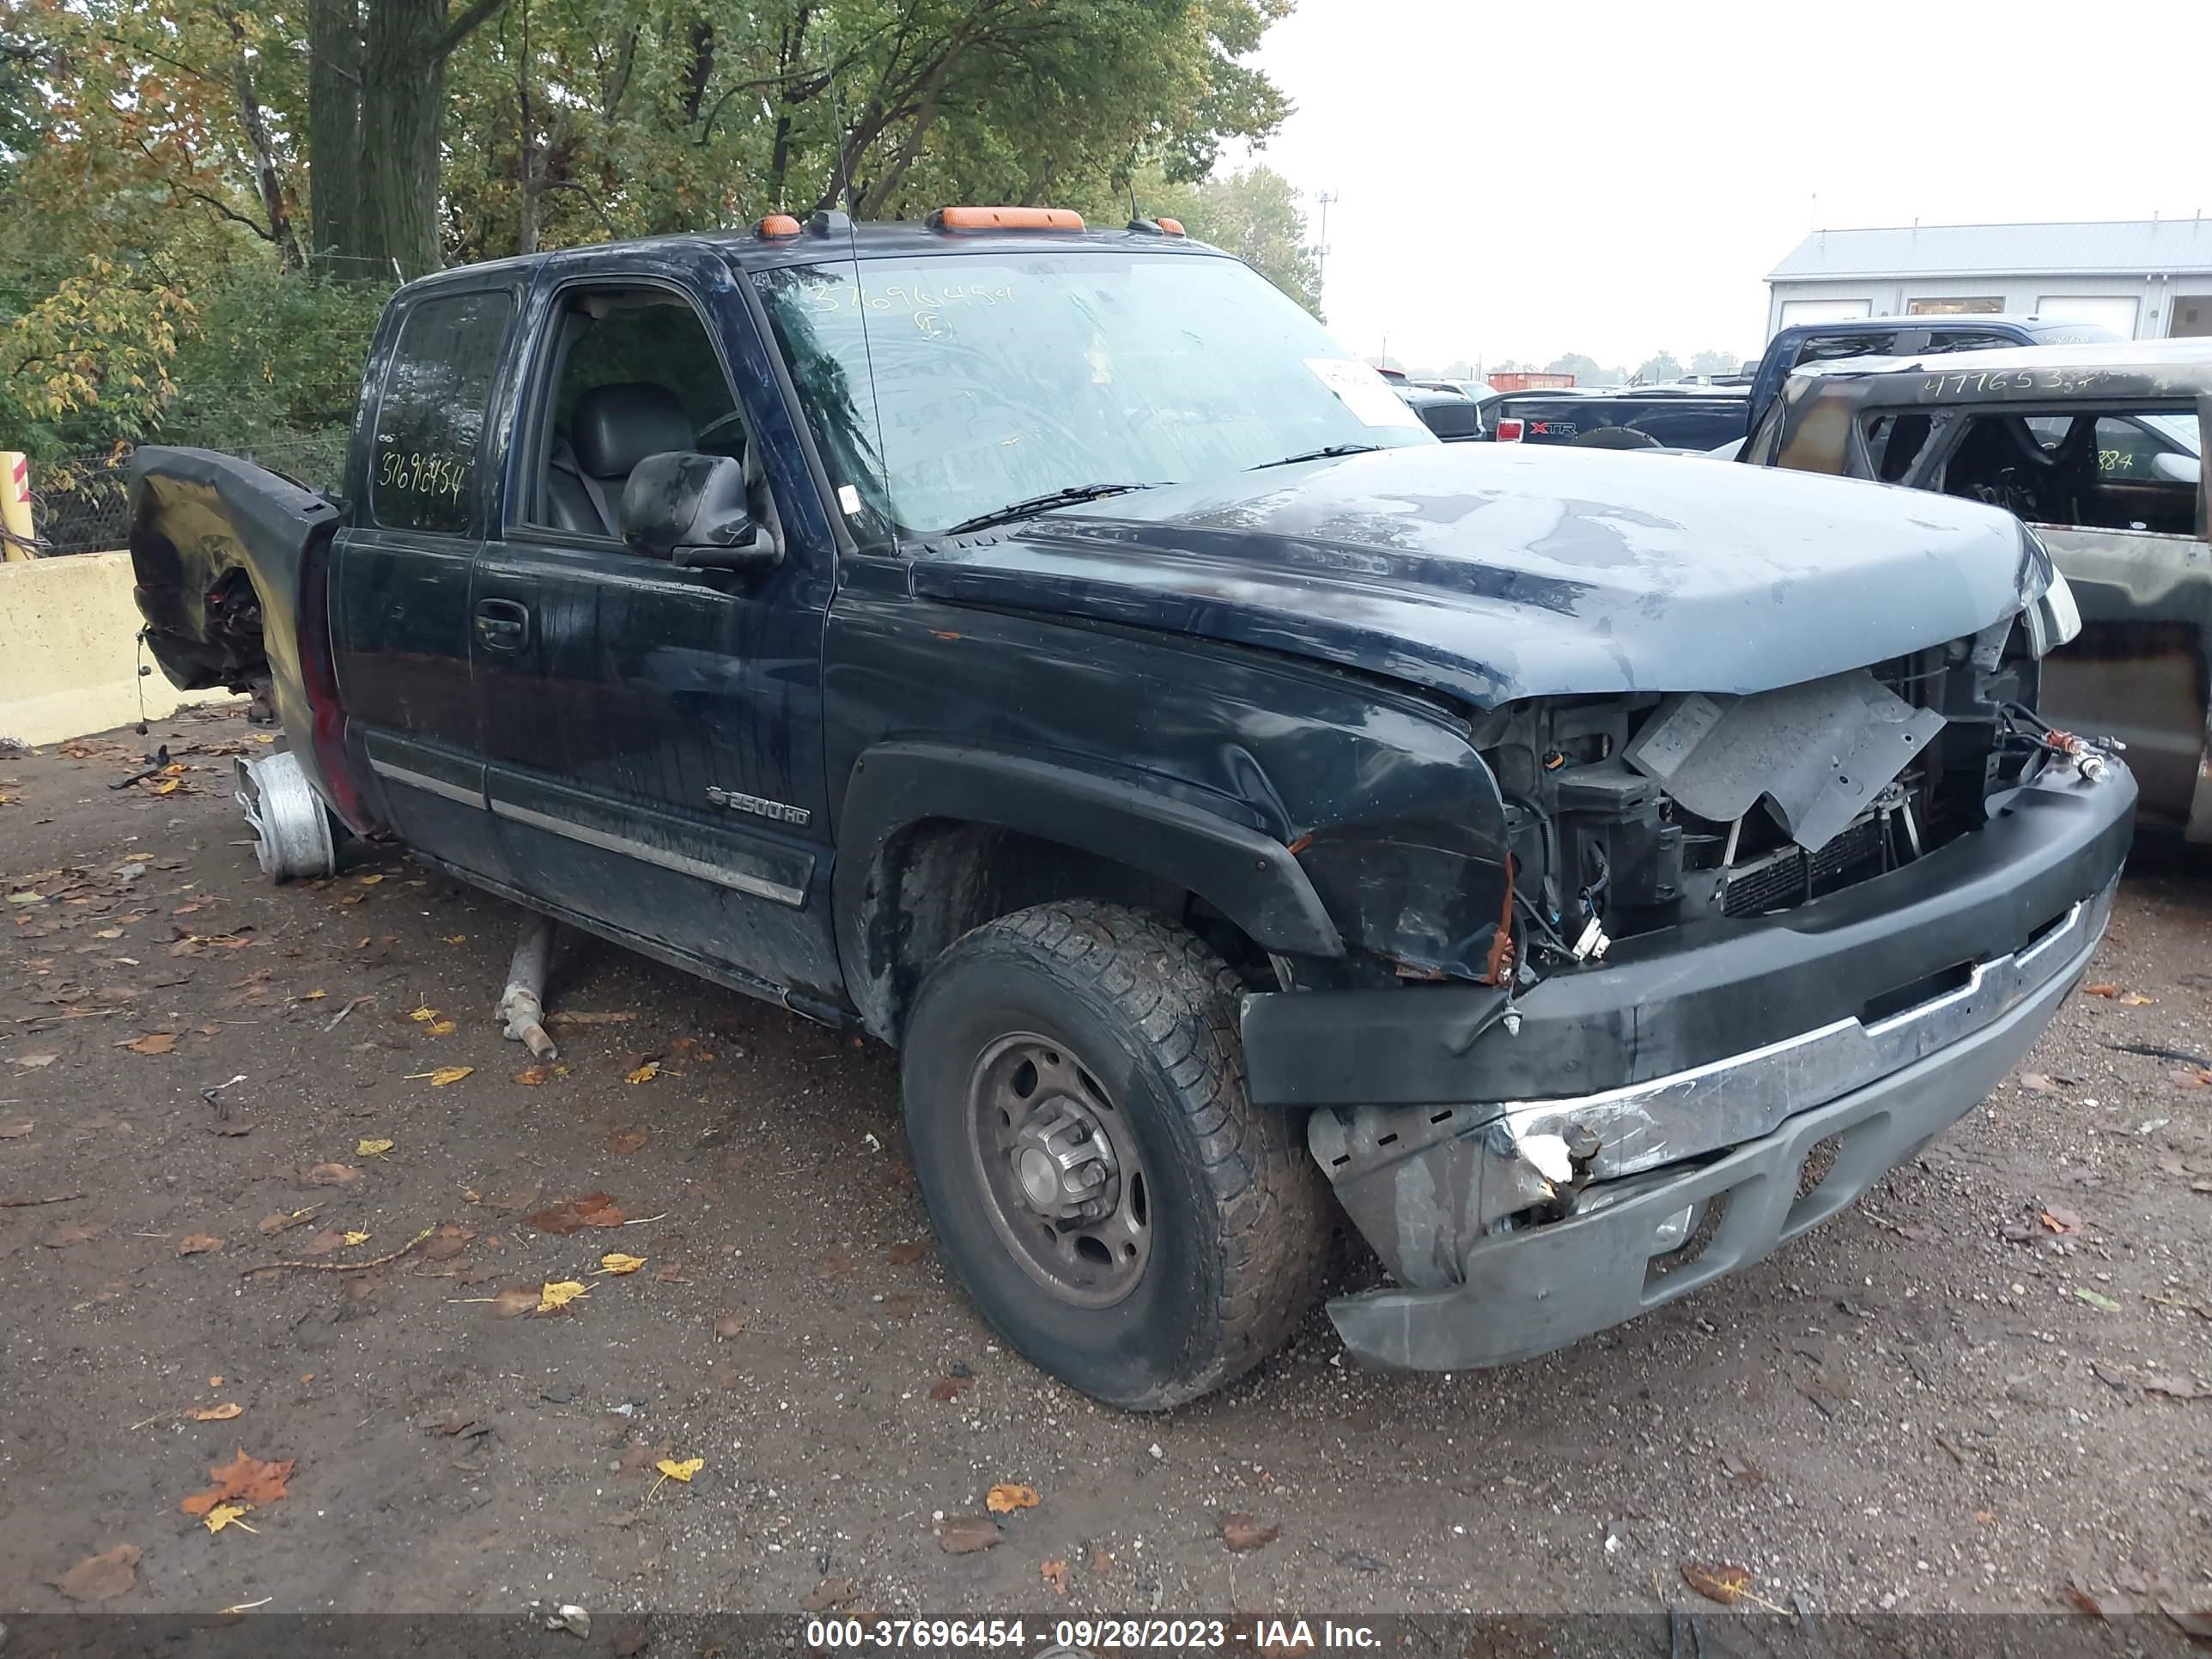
left=1472, top=628, right=2058, bottom=963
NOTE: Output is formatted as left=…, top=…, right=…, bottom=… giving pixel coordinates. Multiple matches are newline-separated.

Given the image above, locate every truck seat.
left=548, top=383, right=693, bottom=537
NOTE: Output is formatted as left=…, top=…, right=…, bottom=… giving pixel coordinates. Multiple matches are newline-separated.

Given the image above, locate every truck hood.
left=908, top=444, right=2046, bottom=708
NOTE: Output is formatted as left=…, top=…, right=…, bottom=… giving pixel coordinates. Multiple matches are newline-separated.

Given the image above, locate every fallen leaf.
left=343, top=1231, right=371, bottom=1246
left=513, top=1064, right=556, bottom=1085
left=1222, top=1514, right=1279, bottom=1553
left=43, top=1223, right=100, bottom=1248
left=415, top=1066, right=472, bottom=1086
left=301, top=1229, right=347, bottom=1256
left=53, top=1543, right=140, bottom=1601
left=256, top=1210, right=314, bottom=1236
left=2017, top=1073, right=2064, bottom=1094
left=624, top=1061, right=660, bottom=1085
left=357, top=874, right=384, bottom=886
left=605, top=1127, right=647, bottom=1156
left=489, top=1286, right=539, bottom=1319
left=887, top=1240, right=928, bottom=1266
left=10, top=1053, right=58, bottom=1069
left=2040, top=1207, right=2082, bottom=1235
left=120, top=1031, right=176, bottom=1055
left=2063, top=1583, right=2106, bottom=1618
left=1682, top=1562, right=1758, bottom=1606
left=356, top=1138, right=393, bottom=1158
left=987, top=1483, right=1039, bottom=1514
left=410, top=1006, right=439, bottom=1023
left=179, top=1447, right=294, bottom=1515
left=2142, top=1375, right=2203, bottom=1400
left=1041, top=1558, right=1069, bottom=1595
left=202, top=1502, right=258, bottom=1534
left=443, top=933, right=467, bottom=944
left=2084, top=983, right=2121, bottom=998
left=714, top=1313, right=746, bottom=1340
left=2120, top=992, right=2154, bottom=1006
left=537, top=1279, right=588, bottom=1314
left=178, top=1234, right=223, bottom=1255
left=191, top=1402, right=244, bottom=1422
left=0, top=1119, right=33, bottom=1138
left=2075, top=1287, right=2123, bottom=1313
left=654, top=1456, right=702, bottom=1482
left=424, top=1019, right=456, bottom=1036
left=526, top=1193, right=625, bottom=1234
left=306, top=1163, right=359, bottom=1186
left=596, top=1252, right=646, bottom=1276
left=804, top=1578, right=858, bottom=1613
left=300, top=989, right=327, bottom=1000
left=930, top=1375, right=975, bottom=1402
left=937, top=1516, right=1002, bottom=1554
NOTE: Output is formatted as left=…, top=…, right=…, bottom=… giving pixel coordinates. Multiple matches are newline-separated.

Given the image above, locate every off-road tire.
left=901, top=901, right=1330, bottom=1409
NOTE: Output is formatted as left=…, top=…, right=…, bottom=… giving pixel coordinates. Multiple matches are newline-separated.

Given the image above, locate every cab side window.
left=1940, top=408, right=2200, bottom=537
left=368, top=289, right=515, bottom=534
left=522, top=288, right=744, bottom=543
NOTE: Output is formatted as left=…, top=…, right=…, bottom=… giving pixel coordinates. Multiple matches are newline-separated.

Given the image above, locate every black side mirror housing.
left=620, top=452, right=781, bottom=574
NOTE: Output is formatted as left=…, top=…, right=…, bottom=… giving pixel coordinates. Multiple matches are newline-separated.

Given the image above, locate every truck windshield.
left=750, top=249, right=1431, bottom=544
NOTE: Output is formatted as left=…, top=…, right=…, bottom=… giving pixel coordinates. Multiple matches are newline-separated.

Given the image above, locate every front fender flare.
left=833, top=741, right=1344, bottom=1030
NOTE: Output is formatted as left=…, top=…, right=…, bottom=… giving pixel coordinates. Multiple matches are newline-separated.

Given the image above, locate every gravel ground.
left=3, top=708, right=2209, bottom=1638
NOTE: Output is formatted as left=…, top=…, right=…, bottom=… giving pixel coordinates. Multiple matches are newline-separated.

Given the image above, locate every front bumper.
left=1245, top=764, right=2134, bottom=1370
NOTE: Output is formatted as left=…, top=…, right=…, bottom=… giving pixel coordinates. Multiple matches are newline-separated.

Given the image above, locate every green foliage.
left=1634, top=349, right=1684, bottom=384
left=5, top=0, right=1292, bottom=463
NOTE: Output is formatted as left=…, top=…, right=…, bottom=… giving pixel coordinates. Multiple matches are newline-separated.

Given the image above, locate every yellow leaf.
left=357, top=874, right=384, bottom=885
left=443, top=934, right=467, bottom=945
left=986, top=1483, right=1039, bottom=1514
left=596, top=1253, right=646, bottom=1276
left=255, top=733, right=276, bottom=744
left=94, top=927, right=123, bottom=939
left=190, top=1402, right=243, bottom=1421
left=356, top=1139, right=393, bottom=1158
left=407, top=1066, right=473, bottom=1086
left=203, top=1503, right=258, bottom=1534
left=154, top=779, right=181, bottom=796
left=537, top=1280, right=588, bottom=1314
left=425, top=1019, right=456, bottom=1036
left=343, top=1231, right=371, bottom=1246
left=625, top=1061, right=660, bottom=1085
left=656, top=1456, right=702, bottom=1482
left=410, top=1006, right=440, bottom=1024
left=300, top=989, right=327, bottom=1001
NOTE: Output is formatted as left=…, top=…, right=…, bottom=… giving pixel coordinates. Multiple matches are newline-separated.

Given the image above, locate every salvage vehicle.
left=129, top=209, right=2132, bottom=1407
left=1747, top=339, right=2209, bottom=842
left=1396, top=382, right=1483, bottom=441
left=1487, top=383, right=1749, bottom=450
left=1743, top=314, right=2121, bottom=440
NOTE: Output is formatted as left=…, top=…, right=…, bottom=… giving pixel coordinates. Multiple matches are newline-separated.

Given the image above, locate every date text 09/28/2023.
left=801, top=1618, right=1382, bottom=1652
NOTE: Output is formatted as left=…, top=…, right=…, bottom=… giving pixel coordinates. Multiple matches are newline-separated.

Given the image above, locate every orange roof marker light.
left=1155, top=217, right=1185, bottom=236
left=928, top=206, right=1085, bottom=232
left=758, top=214, right=803, bottom=239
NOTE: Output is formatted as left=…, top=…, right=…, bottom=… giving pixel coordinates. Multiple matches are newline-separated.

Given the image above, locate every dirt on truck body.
left=131, top=208, right=2134, bottom=1407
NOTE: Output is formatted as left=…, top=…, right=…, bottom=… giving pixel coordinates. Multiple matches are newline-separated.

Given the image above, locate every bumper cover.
left=1325, top=932, right=2091, bottom=1370
left=1249, top=764, right=2135, bottom=1370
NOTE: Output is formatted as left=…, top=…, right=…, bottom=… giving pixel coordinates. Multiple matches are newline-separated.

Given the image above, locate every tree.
left=1545, top=353, right=1601, bottom=386
left=1634, top=349, right=1683, bottom=384
left=1100, top=164, right=1317, bottom=313
left=1689, top=347, right=1745, bottom=376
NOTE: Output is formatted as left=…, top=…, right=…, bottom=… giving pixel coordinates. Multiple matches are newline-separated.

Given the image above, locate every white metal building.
left=1765, top=218, right=2212, bottom=343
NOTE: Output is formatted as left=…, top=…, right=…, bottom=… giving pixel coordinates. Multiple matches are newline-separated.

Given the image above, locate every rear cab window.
left=368, top=289, right=517, bottom=534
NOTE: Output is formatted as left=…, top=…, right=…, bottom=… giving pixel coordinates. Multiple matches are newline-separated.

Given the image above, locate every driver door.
left=472, top=250, right=842, bottom=1000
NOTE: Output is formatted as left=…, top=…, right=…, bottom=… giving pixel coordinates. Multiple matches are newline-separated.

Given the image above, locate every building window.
left=1906, top=297, right=2002, bottom=315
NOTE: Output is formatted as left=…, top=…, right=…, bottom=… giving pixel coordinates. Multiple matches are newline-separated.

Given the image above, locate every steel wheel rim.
left=964, top=1030, right=1152, bottom=1310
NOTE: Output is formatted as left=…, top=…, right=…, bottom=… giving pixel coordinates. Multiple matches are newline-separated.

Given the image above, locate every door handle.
left=474, top=599, right=530, bottom=651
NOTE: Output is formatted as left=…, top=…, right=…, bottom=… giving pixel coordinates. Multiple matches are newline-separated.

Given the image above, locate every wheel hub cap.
left=1012, top=1099, right=1116, bottom=1219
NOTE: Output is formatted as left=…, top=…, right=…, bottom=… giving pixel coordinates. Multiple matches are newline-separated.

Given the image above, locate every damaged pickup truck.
left=129, top=209, right=2132, bottom=1407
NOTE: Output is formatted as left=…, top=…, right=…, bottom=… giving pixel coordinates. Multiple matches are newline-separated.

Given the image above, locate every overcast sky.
left=1243, top=0, right=2212, bottom=373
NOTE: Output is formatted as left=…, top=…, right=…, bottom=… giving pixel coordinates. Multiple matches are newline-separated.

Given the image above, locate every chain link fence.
left=29, top=431, right=350, bottom=556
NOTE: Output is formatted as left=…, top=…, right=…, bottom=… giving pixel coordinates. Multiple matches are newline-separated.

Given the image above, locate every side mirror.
left=2152, top=450, right=2199, bottom=486
left=620, top=452, right=781, bottom=574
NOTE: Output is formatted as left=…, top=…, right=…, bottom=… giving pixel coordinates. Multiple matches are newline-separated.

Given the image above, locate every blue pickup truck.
left=128, top=210, right=2130, bottom=1407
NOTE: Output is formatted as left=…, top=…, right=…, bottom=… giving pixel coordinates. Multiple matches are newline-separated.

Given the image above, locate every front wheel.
left=900, top=902, right=1329, bottom=1409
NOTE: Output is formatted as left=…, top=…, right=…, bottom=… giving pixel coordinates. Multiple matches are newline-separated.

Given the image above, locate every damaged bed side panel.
left=127, top=445, right=343, bottom=798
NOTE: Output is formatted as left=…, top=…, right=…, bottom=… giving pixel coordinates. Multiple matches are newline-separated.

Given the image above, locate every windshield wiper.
left=942, top=483, right=1164, bottom=537
left=1247, top=442, right=1383, bottom=471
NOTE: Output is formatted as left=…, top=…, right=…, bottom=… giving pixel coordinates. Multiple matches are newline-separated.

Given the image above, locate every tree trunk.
left=514, top=0, right=538, bottom=255
left=307, top=0, right=363, bottom=269
left=228, top=12, right=305, bottom=270
left=361, top=0, right=449, bottom=280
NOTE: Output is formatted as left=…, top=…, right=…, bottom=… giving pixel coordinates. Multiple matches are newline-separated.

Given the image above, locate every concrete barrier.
left=0, top=551, right=240, bottom=744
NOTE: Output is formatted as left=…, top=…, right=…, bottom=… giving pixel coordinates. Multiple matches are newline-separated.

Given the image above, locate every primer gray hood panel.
left=909, top=444, right=2045, bottom=708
